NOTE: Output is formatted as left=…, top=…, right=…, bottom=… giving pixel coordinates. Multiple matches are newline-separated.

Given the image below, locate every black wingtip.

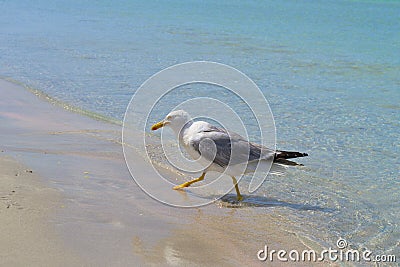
left=275, top=150, right=309, bottom=159
left=274, top=158, right=304, bottom=166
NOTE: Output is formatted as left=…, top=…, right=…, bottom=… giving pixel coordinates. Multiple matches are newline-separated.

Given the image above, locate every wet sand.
left=0, top=78, right=328, bottom=266
left=0, top=155, right=84, bottom=266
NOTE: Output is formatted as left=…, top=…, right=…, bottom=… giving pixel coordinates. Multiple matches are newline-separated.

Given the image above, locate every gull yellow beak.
left=151, top=120, right=166, bottom=131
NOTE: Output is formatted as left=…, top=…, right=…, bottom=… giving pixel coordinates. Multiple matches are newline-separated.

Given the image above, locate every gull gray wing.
left=190, top=125, right=273, bottom=167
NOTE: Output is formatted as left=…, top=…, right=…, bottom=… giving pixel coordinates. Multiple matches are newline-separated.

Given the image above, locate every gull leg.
left=231, top=176, right=243, bottom=201
left=173, top=172, right=206, bottom=190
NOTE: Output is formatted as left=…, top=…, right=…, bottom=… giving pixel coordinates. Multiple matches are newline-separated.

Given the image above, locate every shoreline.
left=0, top=75, right=122, bottom=126
left=0, top=78, right=326, bottom=266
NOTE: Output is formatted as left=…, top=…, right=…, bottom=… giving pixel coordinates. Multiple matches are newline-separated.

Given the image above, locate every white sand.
left=0, top=155, right=84, bottom=266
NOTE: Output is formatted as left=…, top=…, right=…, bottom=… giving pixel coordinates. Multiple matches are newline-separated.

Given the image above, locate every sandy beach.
left=0, top=155, right=84, bottom=266
left=0, top=78, right=331, bottom=266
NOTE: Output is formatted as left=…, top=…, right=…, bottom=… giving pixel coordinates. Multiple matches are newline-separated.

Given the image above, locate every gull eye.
left=166, top=115, right=172, bottom=120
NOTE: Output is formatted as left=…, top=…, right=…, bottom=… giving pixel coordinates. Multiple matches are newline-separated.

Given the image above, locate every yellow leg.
left=231, top=176, right=243, bottom=201
left=173, top=172, right=206, bottom=190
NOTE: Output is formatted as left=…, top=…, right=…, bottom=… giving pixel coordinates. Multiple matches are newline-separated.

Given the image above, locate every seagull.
left=151, top=110, right=308, bottom=201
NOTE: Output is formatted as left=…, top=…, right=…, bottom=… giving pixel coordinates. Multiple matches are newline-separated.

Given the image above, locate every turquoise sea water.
left=1, top=0, right=399, bottom=259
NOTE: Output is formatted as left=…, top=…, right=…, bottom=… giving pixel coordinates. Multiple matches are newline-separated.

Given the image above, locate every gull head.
left=151, top=110, right=192, bottom=133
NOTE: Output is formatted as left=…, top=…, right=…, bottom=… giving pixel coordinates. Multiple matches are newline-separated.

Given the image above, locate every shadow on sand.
left=219, top=194, right=335, bottom=212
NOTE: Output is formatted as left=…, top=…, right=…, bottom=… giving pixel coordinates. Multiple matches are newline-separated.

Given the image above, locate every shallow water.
left=1, top=0, right=399, bottom=260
